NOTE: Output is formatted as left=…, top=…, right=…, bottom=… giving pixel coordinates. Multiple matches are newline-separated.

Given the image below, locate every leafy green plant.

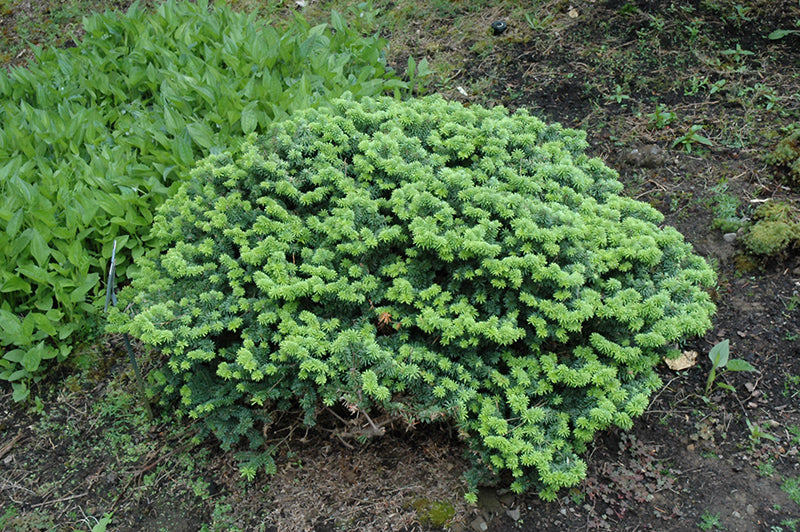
left=0, top=506, right=19, bottom=530
left=108, top=95, right=716, bottom=502
left=89, top=513, right=113, bottom=532
left=524, top=12, right=556, bottom=31
left=698, top=510, right=725, bottom=530
left=782, top=518, right=800, bottom=531
left=720, top=44, right=754, bottom=64
left=783, top=476, right=800, bottom=506
left=0, top=0, right=412, bottom=400
left=403, top=56, right=433, bottom=97
left=704, top=339, right=756, bottom=397
left=708, top=185, right=743, bottom=233
left=768, top=15, right=800, bottom=40
left=757, top=460, right=777, bottom=477
left=746, top=419, right=778, bottom=447
left=606, top=84, right=630, bottom=105
left=648, top=104, right=677, bottom=129
left=673, top=125, right=714, bottom=153
left=788, top=425, right=800, bottom=446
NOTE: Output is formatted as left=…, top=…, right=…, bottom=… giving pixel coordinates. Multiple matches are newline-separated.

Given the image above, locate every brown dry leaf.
left=665, top=350, right=698, bottom=371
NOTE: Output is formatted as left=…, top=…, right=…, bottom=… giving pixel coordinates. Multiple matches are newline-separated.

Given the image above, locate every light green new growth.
left=109, top=95, right=716, bottom=501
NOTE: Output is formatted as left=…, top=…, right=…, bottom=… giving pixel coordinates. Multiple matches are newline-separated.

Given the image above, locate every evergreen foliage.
left=109, top=95, right=717, bottom=500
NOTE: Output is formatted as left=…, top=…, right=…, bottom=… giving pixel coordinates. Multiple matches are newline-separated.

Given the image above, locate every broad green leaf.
left=0, top=309, right=23, bottom=345
left=11, top=382, right=29, bottom=402
left=175, top=130, right=194, bottom=165
left=768, top=29, right=798, bottom=40
left=21, top=342, right=48, bottom=372
left=0, top=276, right=32, bottom=294
left=96, top=193, right=125, bottom=217
left=5, top=368, right=29, bottom=382
left=241, top=101, right=258, bottom=135
left=187, top=122, right=215, bottom=149
left=406, top=55, right=416, bottom=79
left=726, top=359, right=756, bottom=372
left=330, top=10, right=347, bottom=33
left=164, top=105, right=185, bottom=134
left=2, top=349, right=25, bottom=364
left=16, top=263, right=53, bottom=285
left=45, top=308, right=64, bottom=322
left=708, top=339, right=729, bottom=370
left=58, top=322, right=77, bottom=340
left=70, top=273, right=100, bottom=303
left=9, top=229, right=34, bottom=259
left=29, top=228, right=51, bottom=266
left=6, top=209, right=24, bottom=238
left=32, top=312, right=58, bottom=337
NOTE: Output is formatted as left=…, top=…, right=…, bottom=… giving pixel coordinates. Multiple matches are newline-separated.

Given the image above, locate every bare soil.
left=1, top=0, right=800, bottom=531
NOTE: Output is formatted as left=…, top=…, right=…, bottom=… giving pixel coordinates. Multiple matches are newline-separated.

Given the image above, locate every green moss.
left=765, top=126, right=800, bottom=188
left=733, top=254, right=760, bottom=275
left=411, top=498, right=455, bottom=527
left=743, top=200, right=800, bottom=256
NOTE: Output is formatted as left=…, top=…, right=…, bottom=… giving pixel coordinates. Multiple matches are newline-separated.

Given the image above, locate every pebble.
left=746, top=504, right=755, bottom=515
left=470, top=516, right=488, bottom=532
left=723, top=232, right=738, bottom=243
left=622, top=145, right=666, bottom=168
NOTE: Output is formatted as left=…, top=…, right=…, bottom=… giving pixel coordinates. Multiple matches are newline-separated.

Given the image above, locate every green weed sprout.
left=704, top=339, right=756, bottom=397
left=746, top=419, right=778, bottom=447
left=672, top=125, right=713, bottom=153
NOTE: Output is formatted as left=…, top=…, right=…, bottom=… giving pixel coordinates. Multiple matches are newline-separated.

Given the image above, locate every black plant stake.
left=105, top=240, right=153, bottom=421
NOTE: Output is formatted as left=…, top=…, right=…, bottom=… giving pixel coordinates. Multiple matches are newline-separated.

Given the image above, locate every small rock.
left=723, top=232, right=738, bottom=243
left=622, top=144, right=666, bottom=168
left=687, top=443, right=695, bottom=452
left=732, top=510, right=741, bottom=518
left=506, top=507, right=521, bottom=521
left=499, top=492, right=515, bottom=507
left=746, top=504, right=755, bottom=515
left=470, top=516, right=488, bottom=532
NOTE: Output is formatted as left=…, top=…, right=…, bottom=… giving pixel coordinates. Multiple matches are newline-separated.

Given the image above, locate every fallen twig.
left=31, top=491, right=89, bottom=508
left=0, top=430, right=24, bottom=462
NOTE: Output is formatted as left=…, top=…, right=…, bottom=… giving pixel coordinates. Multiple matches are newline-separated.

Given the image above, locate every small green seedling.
left=746, top=419, right=778, bottom=447
left=673, top=125, right=714, bottom=153
left=704, top=339, right=756, bottom=397
left=698, top=510, right=724, bottom=530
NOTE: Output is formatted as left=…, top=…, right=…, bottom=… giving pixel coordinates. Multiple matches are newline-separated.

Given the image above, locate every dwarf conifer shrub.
left=109, top=95, right=716, bottom=500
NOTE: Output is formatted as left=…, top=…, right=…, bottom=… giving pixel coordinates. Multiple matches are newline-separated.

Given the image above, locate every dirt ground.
left=2, top=0, right=800, bottom=531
